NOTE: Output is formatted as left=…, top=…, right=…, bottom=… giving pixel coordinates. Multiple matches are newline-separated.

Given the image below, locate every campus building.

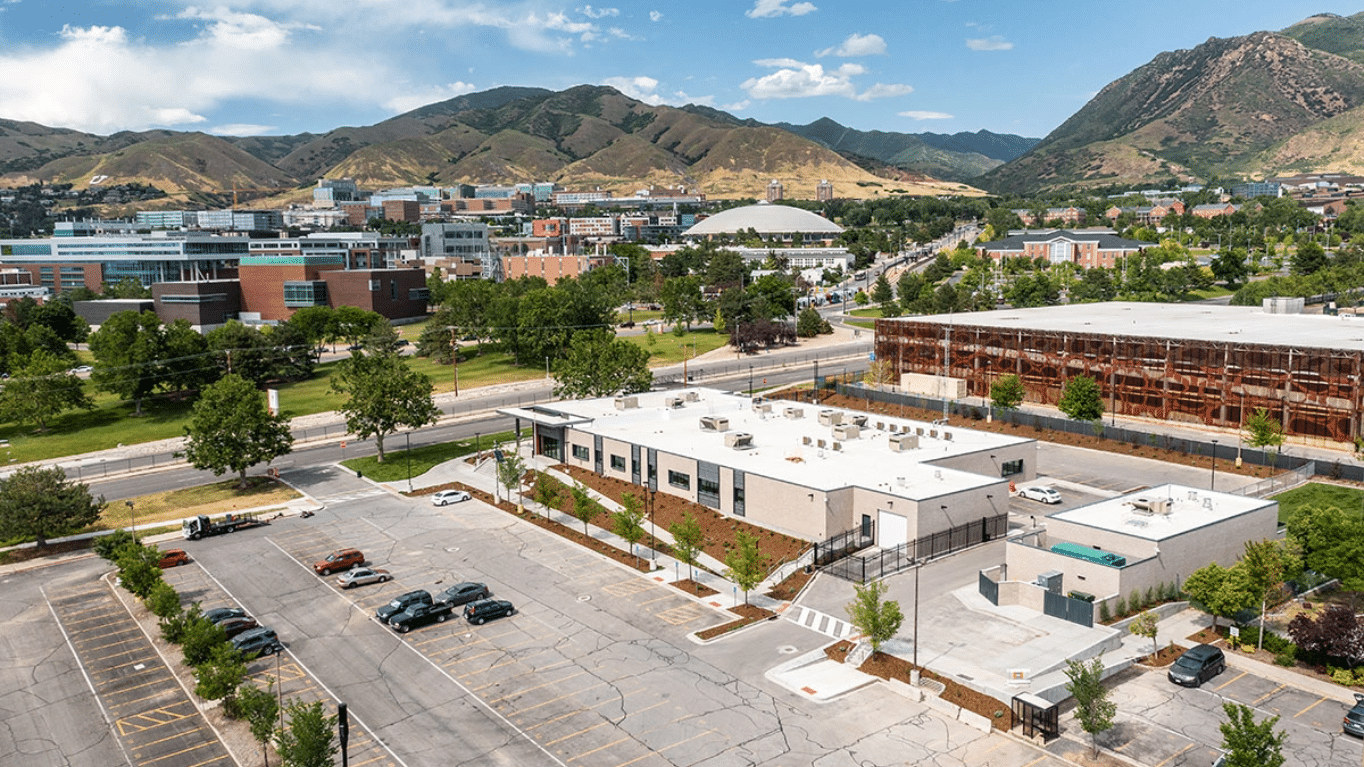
left=975, top=230, right=1151, bottom=269
left=0, top=233, right=247, bottom=294
left=500, top=388, right=1036, bottom=547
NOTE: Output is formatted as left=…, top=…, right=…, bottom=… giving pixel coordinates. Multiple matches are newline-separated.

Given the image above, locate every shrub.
left=161, top=603, right=203, bottom=644
left=1129, top=590, right=1142, bottom=613
left=146, top=581, right=181, bottom=619
left=1143, top=586, right=1155, bottom=607
left=1099, top=601, right=1111, bottom=623
left=1333, top=668, right=1355, bottom=685
left=1273, top=647, right=1296, bottom=667
left=1114, top=596, right=1127, bottom=617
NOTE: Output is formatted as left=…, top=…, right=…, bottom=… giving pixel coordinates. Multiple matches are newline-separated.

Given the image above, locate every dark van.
left=1168, top=643, right=1226, bottom=687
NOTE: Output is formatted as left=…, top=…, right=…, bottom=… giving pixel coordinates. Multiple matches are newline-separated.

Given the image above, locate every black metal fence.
left=813, top=523, right=875, bottom=567
left=834, top=383, right=1364, bottom=484
left=824, top=513, right=1008, bottom=583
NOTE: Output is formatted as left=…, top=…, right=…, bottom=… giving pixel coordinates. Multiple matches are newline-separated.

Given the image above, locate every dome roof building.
left=682, top=202, right=843, bottom=240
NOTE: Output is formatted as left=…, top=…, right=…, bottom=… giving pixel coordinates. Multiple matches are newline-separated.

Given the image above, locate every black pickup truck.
left=388, top=601, right=453, bottom=633
left=376, top=590, right=432, bottom=623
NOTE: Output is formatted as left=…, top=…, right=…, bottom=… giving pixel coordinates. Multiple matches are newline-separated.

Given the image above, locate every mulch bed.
left=0, top=537, right=93, bottom=565
left=824, top=640, right=1013, bottom=731
left=672, top=579, right=719, bottom=597
left=561, top=465, right=807, bottom=567
left=1186, top=624, right=1364, bottom=689
left=1133, top=644, right=1184, bottom=668
left=449, top=481, right=654, bottom=573
left=765, top=567, right=814, bottom=601
left=695, top=603, right=775, bottom=641
left=781, top=390, right=1279, bottom=478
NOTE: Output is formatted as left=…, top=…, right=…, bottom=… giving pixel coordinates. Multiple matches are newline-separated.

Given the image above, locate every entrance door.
left=878, top=510, right=908, bottom=549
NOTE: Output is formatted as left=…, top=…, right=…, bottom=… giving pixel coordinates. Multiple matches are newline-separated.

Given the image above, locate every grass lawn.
left=1189, top=286, right=1234, bottom=300
left=1270, top=482, right=1364, bottom=526
left=848, top=306, right=883, bottom=318
left=630, top=328, right=729, bottom=365
left=340, top=429, right=519, bottom=482
left=0, top=390, right=197, bottom=463
left=102, top=476, right=301, bottom=531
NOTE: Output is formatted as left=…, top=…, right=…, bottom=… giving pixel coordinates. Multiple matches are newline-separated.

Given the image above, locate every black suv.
left=231, top=627, right=282, bottom=658
left=1345, top=693, right=1364, bottom=738
left=376, top=590, right=432, bottom=623
left=464, top=598, right=515, bottom=625
left=1168, top=643, right=1226, bottom=687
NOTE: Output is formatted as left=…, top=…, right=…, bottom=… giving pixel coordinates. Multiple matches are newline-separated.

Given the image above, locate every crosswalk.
left=787, top=605, right=857, bottom=640
left=315, top=488, right=388, bottom=504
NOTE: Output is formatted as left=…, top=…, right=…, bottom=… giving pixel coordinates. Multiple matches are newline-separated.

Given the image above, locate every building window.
left=698, top=476, right=720, bottom=509
left=368, top=279, right=381, bottom=291
left=283, top=281, right=328, bottom=307
left=1000, top=459, right=1024, bottom=477
left=409, top=288, right=430, bottom=301
left=667, top=470, right=690, bottom=490
left=390, top=280, right=397, bottom=300
left=610, top=454, right=626, bottom=471
left=733, top=486, right=745, bottom=516
left=571, top=444, right=590, bottom=461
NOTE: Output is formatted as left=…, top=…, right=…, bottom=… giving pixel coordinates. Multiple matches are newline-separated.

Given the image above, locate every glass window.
left=571, top=444, right=590, bottom=461
left=610, top=454, right=626, bottom=471
left=1000, top=459, right=1024, bottom=477
left=733, top=486, right=745, bottom=516
left=283, top=281, right=328, bottom=308
left=698, top=476, right=720, bottom=509
left=667, top=470, right=690, bottom=490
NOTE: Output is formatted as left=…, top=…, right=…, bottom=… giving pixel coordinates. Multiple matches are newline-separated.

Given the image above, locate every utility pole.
left=449, top=327, right=459, bottom=396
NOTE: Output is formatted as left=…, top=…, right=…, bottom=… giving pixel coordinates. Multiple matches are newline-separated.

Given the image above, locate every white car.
left=69, top=365, right=93, bottom=375
left=336, top=567, right=391, bottom=589
left=1018, top=485, right=1062, bottom=504
left=431, top=489, right=471, bottom=506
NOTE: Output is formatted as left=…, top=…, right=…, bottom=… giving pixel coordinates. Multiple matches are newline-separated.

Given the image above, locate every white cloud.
left=899, top=110, right=953, bottom=120
left=815, top=33, right=886, bottom=58
left=746, top=0, right=817, bottom=19
left=649, top=10, right=662, bottom=21
left=383, top=82, right=478, bottom=113
left=966, top=35, right=1013, bottom=51
left=602, top=76, right=712, bottom=107
left=578, top=5, right=619, bottom=18
left=210, top=123, right=278, bottom=136
left=742, top=59, right=909, bottom=101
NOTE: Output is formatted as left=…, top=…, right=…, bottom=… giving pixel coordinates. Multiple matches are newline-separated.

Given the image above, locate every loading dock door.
left=878, top=510, right=908, bottom=549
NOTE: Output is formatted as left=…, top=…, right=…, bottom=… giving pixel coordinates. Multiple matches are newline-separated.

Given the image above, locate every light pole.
left=649, top=490, right=657, bottom=563
left=125, top=500, right=136, bottom=543
left=475, top=431, right=481, bottom=462
left=545, top=356, right=550, bottom=380
left=749, top=364, right=754, bottom=397
left=1210, top=438, right=1218, bottom=491
left=405, top=432, right=413, bottom=493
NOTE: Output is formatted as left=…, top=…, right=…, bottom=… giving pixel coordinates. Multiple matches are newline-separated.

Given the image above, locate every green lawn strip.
left=339, top=429, right=519, bottom=482
left=1270, top=482, right=1364, bottom=526
left=845, top=319, right=876, bottom=329
left=848, top=307, right=883, bottom=318
left=629, top=328, right=728, bottom=365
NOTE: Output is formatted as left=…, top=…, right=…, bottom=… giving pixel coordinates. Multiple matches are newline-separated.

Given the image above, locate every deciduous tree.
left=1129, top=611, right=1159, bottom=659
left=194, top=642, right=249, bottom=702
left=1057, top=375, right=1104, bottom=421
left=1219, top=702, right=1286, bottom=767
left=569, top=482, right=601, bottom=534
left=275, top=700, right=337, bottom=767
left=88, top=310, right=165, bottom=415
left=1183, top=562, right=1256, bottom=631
left=182, top=374, right=293, bottom=489
left=724, top=530, right=765, bottom=605
left=330, top=352, right=438, bottom=462
left=845, top=580, right=904, bottom=652
left=990, top=374, right=1025, bottom=412
left=1064, top=657, right=1116, bottom=757
left=669, top=512, right=704, bottom=582
left=0, top=465, right=103, bottom=547
left=0, top=350, right=94, bottom=430
left=553, top=328, right=652, bottom=399
left=612, top=492, right=646, bottom=565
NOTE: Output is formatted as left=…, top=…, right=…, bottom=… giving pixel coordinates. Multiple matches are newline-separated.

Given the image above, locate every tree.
left=116, top=542, right=165, bottom=599
left=88, top=310, right=165, bottom=415
left=161, top=319, right=218, bottom=394
left=659, top=276, right=705, bottom=331
left=0, top=350, right=94, bottom=430
left=532, top=472, right=567, bottom=516
left=496, top=449, right=526, bottom=510
left=275, top=699, right=337, bottom=767
left=330, top=352, right=439, bottom=462
left=1128, top=611, right=1159, bottom=660
left=1286, top=505, right=1364, bottom=590
left=844, top=580, right=904, bottom=652
left=724, top=530, right=765, bottom=605
left=0, top=465, right=103, bottom=547
left=230, top=682, right=280, bottom=767
left=612, top=492, right=647, bottom=565
left=194, top=642, right=249, bottom=702
left=180, top=613, right=229, bottom=666
left=182, top=374, right=294, bottom=489
left=796, top=307, right=824, bottom=338
left=1219, top=702, right=1286, bottom=767
left=990, top=374, right=1025, bottom=412
left=870, top=274, right=894, bottom=305
left=1064, top=657, right=1116, bottom=757
left=1243, top=408, right=1284, bottom=464
left=1057, top=375, right=1104, bottom=421
left=146, top=580, right=181, bottom=619
left=1290, top=241, right=1327, bottom=276
left=669, top=512, right=704, bottom=582
left=552, top=328, right=652, bottom=399
left=569, top=482, right=602, bottom=534
left=207, top=321, right=284, bottom=386
left=1239, top=539, right=1298, bottom=651
left=1182, top=562, right=1256, bottom=631
left=1287, top=604, right=1364, bottom=667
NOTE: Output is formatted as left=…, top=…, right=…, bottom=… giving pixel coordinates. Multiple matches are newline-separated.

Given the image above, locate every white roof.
left=683, top=203, right=843, bottom=237
left=1049, top=484, right=1276, bottom=541
left=505, top=388, right=1030, bottom=501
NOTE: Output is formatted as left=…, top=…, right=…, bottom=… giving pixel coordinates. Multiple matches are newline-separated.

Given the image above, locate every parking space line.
left=1213, top=671, right=1246, bottom=691
left=567, top=736, right=631, bottom=761
left=182, top=755, right=233, bottom=767
left=1021, top=756, right=1047, bottom=767
left=610, top=752, right=668, bottom=767
left=105, top=676, right=177, bottom=697
left=65, top=611, right=123, bottom=628
left=1153, top=743, right=1195, bottom=767
left=507, top=682, right=610, bottom=714
left=111, top=690, right=179, bottom=710
left=657, top=729, right=717, bottom=752
left=483, top=649, right=556, bottom=674
left=82, top=636, right=144, bottom=653
left=1252, top=683, right=1285, bottom=705
left=465, top=657, right=574, bottom=683
left=1294, top=696, right=1327, bottom=718
left=135, top=725, right=208, bottom=748
left=138, top=740, right=218, bottom=764
left=637, top=594, right=676, bottom=606
left=544, top=721, right=609, bottom=746
left=76, top=630, right=140, bottom=647
left=349, top=755, right=389, bottom=767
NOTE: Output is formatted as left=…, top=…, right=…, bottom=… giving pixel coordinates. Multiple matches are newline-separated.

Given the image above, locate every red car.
left=313, top=548, right=364, bottom=575
left=158, top=549, right=191, bottom=568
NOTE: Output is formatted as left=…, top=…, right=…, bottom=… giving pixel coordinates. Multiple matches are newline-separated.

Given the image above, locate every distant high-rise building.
left=816, top=179, right=833, bottom=202
left=766, top=179, right=784, bottom=202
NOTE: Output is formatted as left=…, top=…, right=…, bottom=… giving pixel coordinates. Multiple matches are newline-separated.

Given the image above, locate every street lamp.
left=749, top=364, right=754, bottom=397
left=475, top=431, right=481, bottom=461
left=405, top=432, right=413, bottom=493
left=125, top=500, right=136, bottom=543
left=1210, top=438, right=1218, bottom=491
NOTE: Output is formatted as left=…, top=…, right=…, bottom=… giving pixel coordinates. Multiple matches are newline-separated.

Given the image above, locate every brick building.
left=975, top=230, right=1150, bottom=269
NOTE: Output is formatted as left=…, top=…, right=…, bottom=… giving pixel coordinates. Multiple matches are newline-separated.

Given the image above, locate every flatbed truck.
left=182, top=512, right=269, bottom=540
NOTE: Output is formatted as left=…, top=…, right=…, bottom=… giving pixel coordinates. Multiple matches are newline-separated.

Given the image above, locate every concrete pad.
left=766, top=650, right=878, bottom=702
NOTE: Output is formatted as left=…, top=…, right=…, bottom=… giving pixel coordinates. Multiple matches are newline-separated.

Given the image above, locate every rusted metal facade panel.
left=875, top=319, right=1364, bottom=443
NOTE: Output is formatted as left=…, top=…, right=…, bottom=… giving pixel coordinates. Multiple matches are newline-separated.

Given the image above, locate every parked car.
left=216, top=616, right=259, bottom=639
left=438, top=582, right=489, bottom=607
left=1345, top=693, right=1364, bottom=737
left=1167, top=644, right=1226, bottom=687
left=389, top=602, right=453, bottom=633
left=377, top=590, right=433, bottom=623
left=158, top=549, right=191, bottom=568
left=337, top=567, right=391, bottom=589
left=1018, top=485, right=1062, bottom=505
left=431, top=489, right=471, bottom=506
left=204, top=607, right=247, bottom=625
left=464, top=598, right=515, bottom=625
left=314, top=548, right=364, bottom=575
left=69, top=365, right=93, bottom=375
left=231, top=627, right=282, bottom=657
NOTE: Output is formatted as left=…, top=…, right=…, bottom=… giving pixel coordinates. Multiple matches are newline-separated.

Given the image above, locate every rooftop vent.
left=850, top=414, right=868, bottom=427
left=784, top=407, right=805, bottom=419
left=665, top=395, right=685, bottom=409
left=724, top=432, right=755, bottom=450
left=614, top=396, right=639, bottom=410
left=753, top=402, right=772, bottom=414
left=888, top=433, right=919, bottom=451
left=684, top=391, right=700, bottom=402
left=699, top=415, right=730, bottom=432
left=817, top=409, right=842, bottom=426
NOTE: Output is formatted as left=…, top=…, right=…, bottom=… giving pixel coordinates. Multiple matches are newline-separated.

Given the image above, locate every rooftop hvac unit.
left=724, top=432, right=755, bottom=450
left=916, top=427, right=925, bottom=436
left=1051, top=542, right=1127, bottom=568
left=832, top=423, right=861, bottom=440
left=888, top=433, right=919, bottom=451
left=943, top=431, right=953, bottom=441
left=1131, top=497, right=1171, bottom=515
left=665, top=396, right=685, bottom=409
left=784, top=407, right=805, bottom=419
left=832, top=442, right=842, bottom=451
left=753, top=402, right=772, bottom=413
left=850, top=414, right=868, bottom=427
left=614, top=396, right=639, bottom=410
left=817, top=409, right=842, bottom=426
left=684, top=391, right=700, bottom=402
left=699, top=415, right=730, bottom=432
left=1036, top=570, right=1064, bottom=594
left=1203, top=497, right=1213, bottom=510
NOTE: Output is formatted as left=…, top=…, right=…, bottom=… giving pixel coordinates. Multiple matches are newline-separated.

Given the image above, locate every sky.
left=0, top=1, right=1356, bottom=140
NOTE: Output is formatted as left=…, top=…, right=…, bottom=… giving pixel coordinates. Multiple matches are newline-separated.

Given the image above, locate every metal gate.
left=979, top=571, right=999, bottom=605
left=1043, top=590, right=1094, bottom=628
